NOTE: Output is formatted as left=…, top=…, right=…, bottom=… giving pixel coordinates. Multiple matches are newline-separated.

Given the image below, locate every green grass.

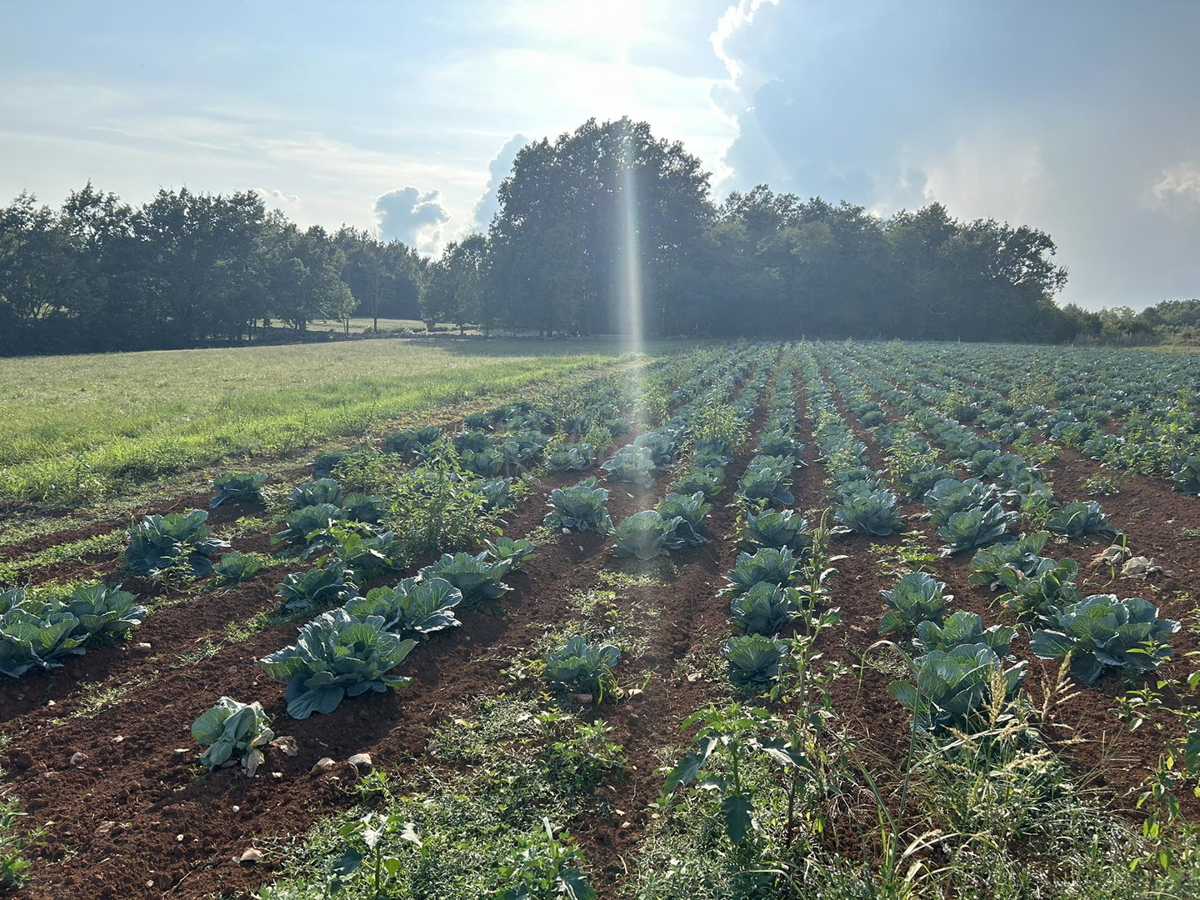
left=0, top=339, right=659, bottom=507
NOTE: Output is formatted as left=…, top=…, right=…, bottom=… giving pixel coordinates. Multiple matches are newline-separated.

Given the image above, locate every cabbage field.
left=1, top=340, right=1200, bottom=899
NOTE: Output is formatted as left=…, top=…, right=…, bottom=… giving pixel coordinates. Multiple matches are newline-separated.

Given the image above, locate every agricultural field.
left=1, top=340, right=1200, bottom=899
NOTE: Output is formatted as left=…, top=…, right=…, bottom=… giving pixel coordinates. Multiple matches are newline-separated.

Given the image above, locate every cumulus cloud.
left=253, top=187, right=301, bottom=212
left=464, top=133, right=528, bottom=235
left=374, top=186, right=450, bottom=252
left=709, top=0, right=1200, bottom=307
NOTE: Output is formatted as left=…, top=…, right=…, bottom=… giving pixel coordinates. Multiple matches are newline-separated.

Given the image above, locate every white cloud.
left=374, top=187, right=450, bottom=252
left=464, top=133, right=527, bottom=236
left=1150, top=162, right=1200, bottom=219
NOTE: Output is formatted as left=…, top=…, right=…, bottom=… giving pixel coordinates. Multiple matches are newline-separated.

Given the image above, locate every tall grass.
left=0, top=339, right=654, bottom=506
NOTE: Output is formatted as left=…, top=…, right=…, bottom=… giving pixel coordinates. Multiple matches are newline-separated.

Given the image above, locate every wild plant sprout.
left=1046, top=501, right=1118, bottom=539
left=544, top=477, right=612, bottom=533
left=418, top=551, right=512, bottom=603
left=913, top=611, right=1016, bottom=657
left=213, top=551, right=264, bottom=583
left=1030, top=595, right=1180, bottom=683
left=833, top=486, right=903, bottom=536
left=656, top=491, right=710, bottom=548
left=210, top=473, right=267, bottom=508
left=730, top=582, right=798, bottom=635
left=670, top=467, right=725, bottom=499
left=258, top=609, right=416, bottom=719
left=341, top=492, right=386, bottom=524
left=290, top=478, right=344, bottom=510
left=724, top=547, right=801, bottom=597
left=924, top=478, right=997, bottom=527
left=601, top=446, right=656, bottom=489
left=936, top=503, right=1016, bottom=556
left=485, top=536, right=536, bottom=572
left=738, top=508, right=811, bottom=554
left=968, top=531, right=1050, bottom=588
left=889, top=644, right=1027, bottom=733
left=344, top=577, right=462, bottom=637
left=543, top=635, right=620, bottom=700
left=192, top=697, right=274, bottom=777
left=724, top=634, right=787, bottom=690
left=275, top=563, right=357, bottom=612
left=879, top=572, right=952, bottom=634
left=498, top=819, right=596, bottom=900
left=125, top=510, right=230, bottom=578
left=995, top=557, right=1081, bottom=625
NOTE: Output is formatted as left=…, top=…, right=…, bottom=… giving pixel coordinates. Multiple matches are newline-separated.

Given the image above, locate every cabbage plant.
left=656, top=492, right=710, bottom=548
left=485, top=536, right=536, bottom=572
left=924, top=478, right=997, bottom=527
left=192, top=696, right=274, bottom=777
left=276, top=563, right=357, bottom=612
left=419, top=551, right=512, bottom=603
left=724, top=547, right=800, bottom=597
left=936, top=503, right=1015, bottom=556
left=273, top=503, right=343, bottom=546
left=62, top=583, right=147, bottom=638
left=213, top=551, right=264, bottom=583
left=738, top=509, right=810, bottom=553
left=724, top=634, right=787, bottom=690
left=1030, top=595, right=1180, bottom=683
left=880, top=572, right=952, bottom=634
left=757, top=429, right=803, bottom=459
left=258, top=609, right=416, bottom=719
left=1171, top=456, right=1200, bottom=495
left=611, top=510, right=682, bottom=560
left=995, top=557, right=1081, bottom=625
left=834, top=487, right=903, bottom=536
left=546, top=446, right=592, bottom=473
left=210, top=473, right=267, bottom=508
left=344, top=577, right=462, bottom=637
left=544, top=478, right=612, bottom=533
left=1046, top=501, right=1117, bottom=539
left=889, top=643, right=1027, bottom=733
left=461, top=447, right=505, bottom=477
left=125, top=510, right=230, bottom=578
left=633, top=429, right=677, bottom=466
left=453, top=430, right=492, bottom=453
left=968, top=532, right=1049, bottom=588
left=913, top=611, right=1015, bottom=657
left=730, top=582, right=798, bottom=635
left=384, top=425, right=440, bottom=457
left=601, top=446, right=656, bottom=489
left=670, top=467, right=724, bottom=499
left=291, top=478, right=344, bottom=510
left=736, top=464, right=794, bottom=507
left=341, top=493, right=386, bottom=524
left=544, top=635, right=621, bottom=699
left=478, top=477, right=516, bottom=511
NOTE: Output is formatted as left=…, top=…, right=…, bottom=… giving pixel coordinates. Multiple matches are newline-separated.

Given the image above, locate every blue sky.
left=3, top=0, right=1198, bottom=308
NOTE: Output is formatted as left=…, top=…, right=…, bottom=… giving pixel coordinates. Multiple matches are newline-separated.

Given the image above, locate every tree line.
left=0, top=116, right=1156, bottom=357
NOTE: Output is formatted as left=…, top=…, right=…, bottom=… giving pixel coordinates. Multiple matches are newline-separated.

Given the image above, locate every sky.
left=2, top=0, right=1198, bottom=309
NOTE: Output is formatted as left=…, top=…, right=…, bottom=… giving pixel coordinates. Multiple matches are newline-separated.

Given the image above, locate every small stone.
left=270, top=735, right=299, bottom=757
left=134, top=642, right=153, bottom=653
left=311, top=757, right=336, bottom=774
left=176, top=834, right=184, bottom=843
left=112, top=736, right=124, bottom=744
left=348, top=752, right=373, bottom=771
left=686, top=672, right=701, bottom=682
left=232, top=805, right=240, bottom=813
left=69, top=752, right=87, bottom=766
left=238, top=848, right=263, bottom=865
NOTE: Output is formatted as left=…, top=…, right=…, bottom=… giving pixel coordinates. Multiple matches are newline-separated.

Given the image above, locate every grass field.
left=0, top=339, right=651, bottom=507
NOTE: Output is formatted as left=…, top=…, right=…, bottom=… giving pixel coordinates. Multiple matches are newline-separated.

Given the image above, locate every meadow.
left=0, top=339, right=642, bottom=509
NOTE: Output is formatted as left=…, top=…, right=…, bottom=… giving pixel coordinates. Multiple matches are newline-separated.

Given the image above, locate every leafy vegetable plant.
left=258, top=609, right=416, bottom=719
left=834, top=487, right=903, bottom=536
left=212, top=551, right=264, bottom=583
left=968, top=531, right=1049, bottom=588
left=291, top=478, right=344, bottom=509
left=723, top=634, right=787, bottom=691
left=724, top=547, right=801, bottom=597
left=544, top=478, right=612, bottom=533
left=418, top=551, right=512, bottom=603
left=210, top=473, right=267, bottom=508
left=936, top=503, right=1015, bottom=556
left=125, top=510, right=230, bottom=578
left=913, top=611, right=1015, bottom=656
left=879, top=572, right=952, bottom=634
left=344, top=577, right=462, bottom=637
left=192, top=696, right=274, bottom=777
left=738, top=508, right=810, bottom=553
left=543, top=635, right=620, bottom=700
left=730, top=582, right=798, bottom=636
left=601, top=446, right=656, bottom=489
left=275, top=563, right=357, bottom=612
left=656, top=491, right=710, bottom=548
left=889, top=643, right=1027, bottom=733
left=1046, top=501, right=1117, bottom=539
left=611, top=510, right=681, bottom=560
left=1030, top=595, right=1180, bottom=683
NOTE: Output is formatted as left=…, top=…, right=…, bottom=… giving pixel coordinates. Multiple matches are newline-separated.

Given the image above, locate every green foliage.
left=0, top=797, right=38, bottom=890
left=275, top=563, right=357, bottom=613
left=273, top=502, right=343, bottom=547
left=125, top=509, right=230, bottom=577
left=723, top=634, right=787, bottom=690
left=935, top=503, right=1016, bottom=556
left=543, top=635, right=621, bottom=700
left=384, top=425, right=441, bottom=457
left=546, top=446, right=592, bottom=473
left=889, top=643, right=1027, bottom=733
left=258, top=609, right=416, bottom=719
left=210, top=472, right=267, bottom=508
left=498, top=819, right=596, bottom=900
left=1030, top=595, right=1180, bottom=683
left=611, top=510, right=681, bottom=560
left=344, top=577, right=462, bottom=637
left=544, top=477, right=612, bottom=534
left=1171, top=456, right=1200, bottom=495
left=1046, top=500, right=1117, bottom=538
left=419, top=551, right=512, bottom=603
left=723, top=547, right=800, bottom=597
left=341, top=492, right=386, bottom=524
left=736, top=457, right=794, bottom=506
left=291, top=478, right=345, bottom=509
left=669, top=467, right=725, bottom=500
left=212, top=550, right=265, bottom=582
left=485, top=537, right=536, bottom=572
left=601, top=446, right=656, bottom=489
left=968, top=531, right=1049, bottom=588
left=913, top=611, right=1016, bottom=656
left=729, top=582, right=798, bottom=636
left=995, top=557, right=1081, bottom=625
left=192, top=696, right=274, bottom=776
left=924, top=477, right=997, bottom=527
left=461, top=447, right=506, bottom=477
left=738, top=508, right=810, bottom=554
left=656, top=492, right=710, bottom=548
left=879, top=572, right=952, bottom=634
left=833, top=486, right=903, bottom=536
